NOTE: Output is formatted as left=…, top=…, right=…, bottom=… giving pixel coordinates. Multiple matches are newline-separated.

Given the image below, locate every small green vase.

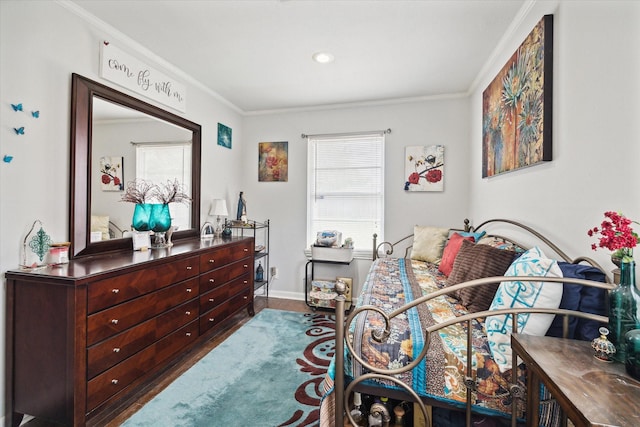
left=625, top=328, right=640, bottom=380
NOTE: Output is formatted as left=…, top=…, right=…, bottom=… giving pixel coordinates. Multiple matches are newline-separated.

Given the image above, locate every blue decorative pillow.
left=457, top=230, right=487, bottom=241
left=546, top=263, right=607, bottom=340
left=486, top=246, right=564, bottom=372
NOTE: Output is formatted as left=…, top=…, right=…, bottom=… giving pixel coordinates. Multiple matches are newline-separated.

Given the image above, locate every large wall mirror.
left=70, top=73, right=201, bottom=258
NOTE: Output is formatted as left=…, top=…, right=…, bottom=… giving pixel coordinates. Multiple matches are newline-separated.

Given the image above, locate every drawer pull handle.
left=113, top=348, right=120, bottom=353
left=185, top=311, right=191, bottom=315
left=209, top=278, right=215, bottom=283
left=186, top=288, right=192, bottom=293
left=208, top=318, right=215, bottom=322
left=209, top=298, right=215, bottom=302
left=244, top=248, right=249, bottom=252
left=186, top=332, right=192, bottom=337
left=112, top=289, right=120, bottom=294
left=244, top=296, right=248, bottom=300
left=111, top=379, right=119, bottom=385
left=111, top=319, right=119, bottom=325
left=243, top=264, right=248, bottom=268
left=208, top=259, right=215, bottom=263
left=186, top=266, right=193, bottom=270
left=243, top=280, right=248, bottom=284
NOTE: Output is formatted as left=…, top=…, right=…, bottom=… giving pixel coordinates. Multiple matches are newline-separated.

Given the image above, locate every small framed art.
left=218, top=123, right=232, bottom=149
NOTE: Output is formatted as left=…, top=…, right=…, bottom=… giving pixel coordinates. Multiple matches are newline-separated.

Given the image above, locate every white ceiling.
left=69, top=0, right=527, bottom=115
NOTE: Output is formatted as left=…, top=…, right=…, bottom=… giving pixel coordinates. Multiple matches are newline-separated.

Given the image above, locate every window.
left=135, top=142, right=192, bottom=231
left=307, top=132, right=385, bottom=256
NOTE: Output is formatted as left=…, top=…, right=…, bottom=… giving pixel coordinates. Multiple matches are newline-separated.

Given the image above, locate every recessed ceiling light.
left=312, top=52, right=335, bottom=64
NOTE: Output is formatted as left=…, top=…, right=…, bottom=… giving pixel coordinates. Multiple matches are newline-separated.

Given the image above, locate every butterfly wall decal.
left=31, top=111, right=40, bottom=118
left=13, top=127, right=25, bottom=135
left=3, top=155, right=14, bottom=163
left=11, top=103, right=23, bottom=112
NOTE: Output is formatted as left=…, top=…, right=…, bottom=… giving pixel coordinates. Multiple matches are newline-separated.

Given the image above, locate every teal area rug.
left=121, top=309, right=335, bottom=427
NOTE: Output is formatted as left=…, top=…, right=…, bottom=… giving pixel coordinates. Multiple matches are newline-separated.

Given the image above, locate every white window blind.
left=307, top=132, right=385, bottom=256
left=136, top=142, right=192, bottom=231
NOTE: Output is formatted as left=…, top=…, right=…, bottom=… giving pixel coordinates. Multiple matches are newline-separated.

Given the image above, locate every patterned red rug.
left=278, top=312, right=336, bottom=426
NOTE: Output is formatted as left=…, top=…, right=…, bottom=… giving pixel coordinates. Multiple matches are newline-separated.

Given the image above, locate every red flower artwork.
left=404, top=145, right=444, bottom=191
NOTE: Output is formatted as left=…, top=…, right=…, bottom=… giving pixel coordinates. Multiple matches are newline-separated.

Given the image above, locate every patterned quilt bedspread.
left=338, top=257, right=526, bottom=418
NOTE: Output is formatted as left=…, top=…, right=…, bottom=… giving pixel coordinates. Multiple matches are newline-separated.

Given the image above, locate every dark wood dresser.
left=4, top=237, right=254, bottom=427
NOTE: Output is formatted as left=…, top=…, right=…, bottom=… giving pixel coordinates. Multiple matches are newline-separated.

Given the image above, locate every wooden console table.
left=511, top=333, right=640, bottom=426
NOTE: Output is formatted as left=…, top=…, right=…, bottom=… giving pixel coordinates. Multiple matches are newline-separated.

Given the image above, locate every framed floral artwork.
left=217, top=123, right=232, bottom=149
left=99, top=156, right=124, bottom=191
left=404, top=145, right=444, bottom=192
left=482, top=14, right=553, bottom=177
left=259, top=141, right=288, bottom=182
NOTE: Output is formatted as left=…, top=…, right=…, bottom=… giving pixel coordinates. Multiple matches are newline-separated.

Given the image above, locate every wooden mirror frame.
left=70, top=73, right=201, bottom=258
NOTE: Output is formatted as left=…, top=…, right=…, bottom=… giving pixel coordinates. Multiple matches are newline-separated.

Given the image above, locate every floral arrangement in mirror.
left=120, top=178, right=190, bottom=205
left=121, top=179, right=191, bottom=248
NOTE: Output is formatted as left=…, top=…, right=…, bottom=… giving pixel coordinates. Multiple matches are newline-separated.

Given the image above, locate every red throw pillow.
left=438, top=233, right=475, bottom=276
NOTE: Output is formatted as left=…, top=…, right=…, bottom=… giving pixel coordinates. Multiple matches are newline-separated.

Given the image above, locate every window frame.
left=306, top=131, right=385, bottom=259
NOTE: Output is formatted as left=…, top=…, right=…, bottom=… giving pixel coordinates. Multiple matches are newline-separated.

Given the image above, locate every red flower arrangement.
left=587, top=211, right=639, bottom=261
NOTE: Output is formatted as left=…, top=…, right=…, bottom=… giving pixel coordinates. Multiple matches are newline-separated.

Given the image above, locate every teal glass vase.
left=132, top=204, right=153, bottom=231
left=150, top=203, right=171, bottom=232
left=609, top=260, right=638, bottom=362
left=132, top=203, right=171, bottom=232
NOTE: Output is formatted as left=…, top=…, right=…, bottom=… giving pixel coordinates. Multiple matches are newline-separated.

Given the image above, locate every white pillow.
left=91, top=215, right=110, bottom=241
left=486, top=246, right=563, bottom=372
left=410, top=226, right=449, bottom=264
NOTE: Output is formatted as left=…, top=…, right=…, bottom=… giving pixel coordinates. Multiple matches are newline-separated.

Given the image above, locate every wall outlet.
left=270, top=266, right=278, bottom=278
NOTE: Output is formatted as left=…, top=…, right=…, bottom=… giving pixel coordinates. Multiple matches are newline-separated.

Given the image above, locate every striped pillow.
left=446, top=239, right=516, bottom=313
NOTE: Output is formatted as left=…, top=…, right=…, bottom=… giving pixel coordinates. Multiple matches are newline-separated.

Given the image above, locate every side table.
left=511, top=333, right=640, bottom=426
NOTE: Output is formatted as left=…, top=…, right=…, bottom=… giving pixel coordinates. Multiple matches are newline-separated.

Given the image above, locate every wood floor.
left=22, top=297, right=313, bottom=427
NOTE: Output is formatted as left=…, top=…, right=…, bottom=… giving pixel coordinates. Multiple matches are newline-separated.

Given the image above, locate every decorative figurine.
left=236, top=191, right=247, bottom=223
left=592, top=327, right=616, bottom=362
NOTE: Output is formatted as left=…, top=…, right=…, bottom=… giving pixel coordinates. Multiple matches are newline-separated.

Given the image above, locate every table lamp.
left=210, top=199, right=228, bottom=238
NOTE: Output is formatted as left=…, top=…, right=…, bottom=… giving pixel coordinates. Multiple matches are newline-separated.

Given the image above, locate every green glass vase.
left=609, top=260, right=638, bottom=362
left=625, top=328, right=640, bottom=380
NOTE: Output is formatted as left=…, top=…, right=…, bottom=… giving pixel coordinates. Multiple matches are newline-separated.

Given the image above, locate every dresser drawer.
left=199, top=241, right=252, bottom=273
left=199, top=284, right=229, bottom=313
left=227, top=288, right=252, bottom=315
left=199, top=304, right=228, bottom=334
left=87, top=321, right=198, bottom=411
left=199, top=258, right=252, bottom=292
left=88, top=256, right=199, bottom=313
left=227, top=273, right=251, bottom=298
left=87, top=299, right=198, bottom=379
left=199, top=273, right=251, bottom=313
left=87, top=278, right=198, bottom=346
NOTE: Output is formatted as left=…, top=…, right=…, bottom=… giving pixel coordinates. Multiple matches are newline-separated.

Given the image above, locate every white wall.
left=242, top=97, right=471, bottom=298
left=469, top=0, right=640, bottom=271
left=0, top=1, right=243, bottom=420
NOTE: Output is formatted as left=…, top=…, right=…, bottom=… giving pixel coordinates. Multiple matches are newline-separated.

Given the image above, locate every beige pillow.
left=91, top=215, right=110, bottom=241
left=410, top=226, right=449, bottom=264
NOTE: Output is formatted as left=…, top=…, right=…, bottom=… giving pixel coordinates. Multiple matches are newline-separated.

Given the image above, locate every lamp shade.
left=210, top=199, right=228, bottom=217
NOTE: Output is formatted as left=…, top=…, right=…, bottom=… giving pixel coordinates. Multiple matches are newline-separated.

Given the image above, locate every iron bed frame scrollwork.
left=330, top=218, right=615, bottom=427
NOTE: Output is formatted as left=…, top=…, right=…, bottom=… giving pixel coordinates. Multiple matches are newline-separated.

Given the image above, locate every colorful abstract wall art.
left=259, top=141, right=288, bottom=182
left=482, top=15, right=553, bottom=177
